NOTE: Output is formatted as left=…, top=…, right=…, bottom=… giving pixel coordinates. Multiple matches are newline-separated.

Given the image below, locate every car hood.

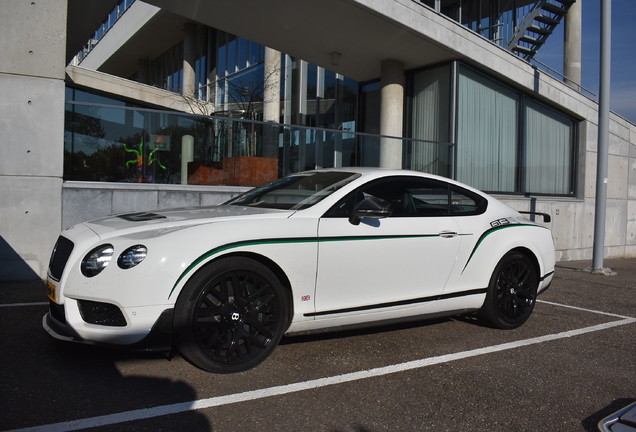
left=81, top=205, right=295, bottom=238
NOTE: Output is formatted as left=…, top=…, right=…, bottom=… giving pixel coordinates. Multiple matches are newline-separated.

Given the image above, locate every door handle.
left=439, top=231, right=458, bottom=238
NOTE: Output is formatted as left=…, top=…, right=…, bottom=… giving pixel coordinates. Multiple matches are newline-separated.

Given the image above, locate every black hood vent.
left=118, top=212, right=167, bottom=222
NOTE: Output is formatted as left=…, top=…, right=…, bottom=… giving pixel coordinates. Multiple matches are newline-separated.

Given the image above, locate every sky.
left=534, top=0, right=636, bottom=124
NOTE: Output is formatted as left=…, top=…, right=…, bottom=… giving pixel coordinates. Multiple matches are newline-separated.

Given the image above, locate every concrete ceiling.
left=66, top=0, right=120, bottom=64
left=97, top=11, right=193, bottom=79
left=139, top=0, right=456, bottom=82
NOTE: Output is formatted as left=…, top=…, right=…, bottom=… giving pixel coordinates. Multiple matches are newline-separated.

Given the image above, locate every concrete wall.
left=499, top=114, right=636, bottom=262
left=62, top=183, right=249, bottom=230
left=0, top=1, right=67, bottom=280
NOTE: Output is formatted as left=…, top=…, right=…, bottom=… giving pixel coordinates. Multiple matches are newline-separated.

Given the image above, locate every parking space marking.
left=536, top=299, right=633, bottom=319
left=6, top=302, right=636, bottom=432
left=0, top=302, right=48, bottom=308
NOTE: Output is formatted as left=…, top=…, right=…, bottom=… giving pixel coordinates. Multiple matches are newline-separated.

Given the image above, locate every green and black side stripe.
left=168, top=233, right=445, bottom=299
left=304, top=287, right=487, bottom=317
left=461, top=223, right=550, bottom=273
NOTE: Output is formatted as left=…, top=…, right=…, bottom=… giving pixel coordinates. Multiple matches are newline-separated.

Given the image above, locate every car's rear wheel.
left=478, top=251, right=538, bottom=330
left=174, top=257, right=288, bottom=373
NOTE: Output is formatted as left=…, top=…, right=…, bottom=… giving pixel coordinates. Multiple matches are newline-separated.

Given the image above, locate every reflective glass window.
left=409, top=65, right=451, bottom=176
left=238, top=38, right=247, bottom=70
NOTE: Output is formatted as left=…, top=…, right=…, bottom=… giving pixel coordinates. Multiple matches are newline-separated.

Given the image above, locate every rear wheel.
left=478, top=251, right=538, bottom=330
left=174, top=257, right=288, bottom=373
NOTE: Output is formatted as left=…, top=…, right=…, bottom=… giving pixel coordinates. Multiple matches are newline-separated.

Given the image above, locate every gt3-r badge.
left=490, top=218, right=512, bottom=228
left=301, top=295, right=311, bottom=301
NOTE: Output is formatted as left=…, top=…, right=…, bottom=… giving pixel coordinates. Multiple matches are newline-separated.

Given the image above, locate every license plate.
left=47, top=281, right=57, bottom=303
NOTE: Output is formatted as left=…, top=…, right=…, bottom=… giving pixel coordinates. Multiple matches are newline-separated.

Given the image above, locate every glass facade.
left=64, top=88, right=420, bottom=186
left=456, top=65, right=574, bottom=195
left=406, top=63, right=576, bottom=195
left=69, top=12, right=576, bottom=196
left=418, top=0, right=542, bottom=53
left=456, top=66, right=520, bottom=192
left=408, top=65, right=453, bottom=177
left=148, top=43, right=184, bottom=94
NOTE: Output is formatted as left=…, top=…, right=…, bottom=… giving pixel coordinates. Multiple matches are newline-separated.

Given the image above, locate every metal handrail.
left=65, top=100, right=455, bottom=148
left=531, top=58, right=597, bottom=98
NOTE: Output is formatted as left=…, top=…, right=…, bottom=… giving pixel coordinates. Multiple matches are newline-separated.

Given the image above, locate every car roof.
left=298, top=168, right=492, bottom=199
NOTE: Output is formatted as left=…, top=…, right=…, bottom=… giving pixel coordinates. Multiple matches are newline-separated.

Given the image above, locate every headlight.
left=81, top=245, right=114, bottom=277
left=118, top=245, right=147, bottom=269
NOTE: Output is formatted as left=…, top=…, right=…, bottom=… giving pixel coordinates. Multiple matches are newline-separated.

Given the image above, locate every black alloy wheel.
left=174, top=257, right=289, bottom=373
left=478, top=251, right=538, bottom=330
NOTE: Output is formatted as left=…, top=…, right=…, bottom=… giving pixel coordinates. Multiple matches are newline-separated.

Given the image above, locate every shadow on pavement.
left=0, top=289, right=211, bottom=431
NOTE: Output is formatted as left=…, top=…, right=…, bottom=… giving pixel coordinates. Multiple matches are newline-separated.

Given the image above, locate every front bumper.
left=43, top=303, right=174, bottom=352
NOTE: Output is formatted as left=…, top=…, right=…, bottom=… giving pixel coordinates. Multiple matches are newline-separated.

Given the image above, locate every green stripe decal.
left=168, top=233, right=444, bottom=299
left=461, top=223, right=549, bottom=273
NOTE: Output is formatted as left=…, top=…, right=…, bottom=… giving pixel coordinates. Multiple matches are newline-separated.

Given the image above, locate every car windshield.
left=225, top=171, right=361, bottom=210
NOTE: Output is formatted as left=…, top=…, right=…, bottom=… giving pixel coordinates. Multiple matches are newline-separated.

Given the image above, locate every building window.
left=409, top=64, right=452, bottom=177
left=523, top=99, right=574, bottom=195
left=456, top=66, right=520, bottom=192
left=457, top=65, right=574, bottom=195
left=409, top=63, right=575, bottom=196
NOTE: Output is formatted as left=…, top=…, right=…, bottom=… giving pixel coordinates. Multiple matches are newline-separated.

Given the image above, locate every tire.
left=174, top=257, right=289, bottom=373
left=478, top=251, right=538, bottom=330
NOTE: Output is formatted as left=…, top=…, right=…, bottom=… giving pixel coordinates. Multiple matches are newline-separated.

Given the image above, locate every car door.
left=313, top=176, right=463, bottom=316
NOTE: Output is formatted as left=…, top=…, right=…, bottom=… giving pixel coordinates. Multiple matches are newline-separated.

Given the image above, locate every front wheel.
left=174, top=257, right=289, bottom=373
left=478, top=251, right=538, bottom=330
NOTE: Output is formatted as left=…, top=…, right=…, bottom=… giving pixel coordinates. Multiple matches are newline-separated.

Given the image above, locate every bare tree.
left=175, top=55, right=282, bottom=158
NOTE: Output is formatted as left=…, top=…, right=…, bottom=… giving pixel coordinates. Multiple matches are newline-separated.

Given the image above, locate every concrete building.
left=1, top=0, right=635, bottom=281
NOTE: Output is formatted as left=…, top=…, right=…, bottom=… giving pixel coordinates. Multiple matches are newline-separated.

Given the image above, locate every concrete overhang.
left=136, top=0, right=585, bottom=119
left=66, top=65, right=195, bottom=113
left=140, top=0, right=463, bottom=83
left=66, top=0, right=120, bottom=64
left=80, top=5, right=194, bottom=79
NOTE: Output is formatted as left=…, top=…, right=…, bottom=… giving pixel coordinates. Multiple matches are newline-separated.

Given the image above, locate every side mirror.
left=349, top=197, right=393, bottom=226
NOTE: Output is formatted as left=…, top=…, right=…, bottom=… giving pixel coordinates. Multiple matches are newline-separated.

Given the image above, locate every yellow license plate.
left=47, top=280, right=57, bottom=303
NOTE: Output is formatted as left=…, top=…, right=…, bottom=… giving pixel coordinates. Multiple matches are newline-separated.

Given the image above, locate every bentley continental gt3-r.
left=44, top=168, right=555, bottom=373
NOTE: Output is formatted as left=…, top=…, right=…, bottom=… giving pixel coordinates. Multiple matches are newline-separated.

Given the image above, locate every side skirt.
left=286, top=308, right=479, bottom=337
left=304, top=288, right=487, bottom=318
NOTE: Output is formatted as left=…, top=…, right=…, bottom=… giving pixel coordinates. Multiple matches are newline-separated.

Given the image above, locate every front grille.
left=78, top=300, right=127, bottom=327
left=49, top=300, right=66, bottom=324
left=49, top=236, right=74, bottom=281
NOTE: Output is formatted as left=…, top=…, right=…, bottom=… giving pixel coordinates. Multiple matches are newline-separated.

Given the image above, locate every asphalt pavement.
left=1, top=259, right=635, bottom=432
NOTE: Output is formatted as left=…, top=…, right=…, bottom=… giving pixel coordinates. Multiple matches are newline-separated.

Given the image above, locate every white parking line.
left=536, top=299, right=634, bottom=319
left=0, top=302, right=48, bottom=308
left=6, top=302, right=636, bottom=432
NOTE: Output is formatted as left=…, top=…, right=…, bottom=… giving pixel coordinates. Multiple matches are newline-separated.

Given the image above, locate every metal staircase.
left=506, top=0, right=576, bottom=60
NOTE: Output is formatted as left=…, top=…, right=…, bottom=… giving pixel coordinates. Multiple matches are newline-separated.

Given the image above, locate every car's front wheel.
left=478, top=251, right=538, bottom=330
left=174, top=257, right=289, bottom=373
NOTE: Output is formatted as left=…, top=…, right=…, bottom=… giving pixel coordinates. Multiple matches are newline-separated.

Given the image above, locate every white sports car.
left=44, top=168, right=555, bottom=373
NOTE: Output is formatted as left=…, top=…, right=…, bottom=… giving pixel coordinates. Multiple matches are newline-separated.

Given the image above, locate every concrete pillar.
left=263, top=47, right=281, bottom=123
left=181, top=135, right=194, bottom=184
left=380, top=59, right=404, bottom=168
left=183, top=22, right=196, bottom=96
left=262, top=47, right=281, bottom=158
left=563, top=0, right=582, bottom=90
left=0, top=0, right=67, bottom=280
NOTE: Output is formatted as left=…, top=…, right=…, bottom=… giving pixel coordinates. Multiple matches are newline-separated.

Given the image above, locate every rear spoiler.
left=519, top=211, right=551, bottom=223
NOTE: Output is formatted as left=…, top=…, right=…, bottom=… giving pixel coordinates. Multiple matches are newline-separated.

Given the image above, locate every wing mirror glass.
left=349, top=197, right=393, bottom=225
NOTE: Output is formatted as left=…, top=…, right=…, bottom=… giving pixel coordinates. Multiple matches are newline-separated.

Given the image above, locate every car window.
left=325, top=176, right=487, bottom=218
left=449, top=185, right=488, bottom=216
left=225, top=171, right=361, bottom=210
